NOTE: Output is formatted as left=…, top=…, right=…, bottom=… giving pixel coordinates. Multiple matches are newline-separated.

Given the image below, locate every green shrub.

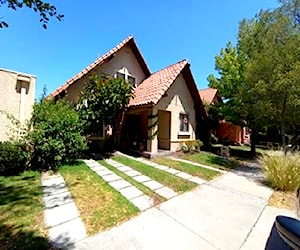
left=0, top=141, right=29, bottom=175
left=179, top=140, right=203, bottom=154
left=28, top=99, right=87, bottom=171
left=260, top=153, right=300, bottom=191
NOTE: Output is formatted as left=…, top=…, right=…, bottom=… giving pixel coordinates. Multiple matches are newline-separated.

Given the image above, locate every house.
left=49, top=36, right=206, bottom=155
left=0, top=68, right=36, bottom=141
left=199, top=87, right=250, bottom=145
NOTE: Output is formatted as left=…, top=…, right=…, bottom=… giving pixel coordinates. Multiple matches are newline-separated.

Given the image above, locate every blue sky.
left=0, top=0, right=279, bottom=99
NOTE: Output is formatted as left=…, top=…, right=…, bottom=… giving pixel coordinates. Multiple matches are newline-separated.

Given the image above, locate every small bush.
left=28, top=99, right=87, bottom=171
left=179, top=140, right=203, bottom=154
left=0, top=141, right=29, bottom=175
left=260, top=153, right=300, bottom=191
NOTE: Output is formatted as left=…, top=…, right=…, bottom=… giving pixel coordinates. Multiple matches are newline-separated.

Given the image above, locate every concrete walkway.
left=41, top=173, right=87, bottom=249
left=116, top=151, right=207, bottom=185
left=71, top=170, right=296, bottom=250
left=83, top=159, right=154, bottom=211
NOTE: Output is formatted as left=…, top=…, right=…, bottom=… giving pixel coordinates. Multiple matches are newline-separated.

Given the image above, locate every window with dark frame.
left=179, top=113, right=189, bottom=132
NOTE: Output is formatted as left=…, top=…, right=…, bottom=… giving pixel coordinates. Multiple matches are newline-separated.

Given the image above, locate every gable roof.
left=198, top=87, right=222, bottom=104
left=129, top=60, right=187, bottom=106
left=129, top=59, right=205, bottom=117
left=49, top=36, right=151, bottom=99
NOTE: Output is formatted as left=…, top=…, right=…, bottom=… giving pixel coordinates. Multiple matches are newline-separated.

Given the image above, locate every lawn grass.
left=152, top=157, right=220, bottom=180
left=99, top=160, right=165, bottom=205
left=59, top=161, right=139, bottom=235
left=0, top=171, right=49, bottom=250
left=179, top=151, right=238, bottom=170
left=112, top=156, right=197, bottom=193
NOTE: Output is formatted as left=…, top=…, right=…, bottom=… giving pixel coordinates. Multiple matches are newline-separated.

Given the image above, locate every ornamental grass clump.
left=260, top=153, right=300, bottom=191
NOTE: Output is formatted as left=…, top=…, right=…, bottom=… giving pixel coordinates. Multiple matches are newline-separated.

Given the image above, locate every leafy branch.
left=0, top=0, right=64, bottom=29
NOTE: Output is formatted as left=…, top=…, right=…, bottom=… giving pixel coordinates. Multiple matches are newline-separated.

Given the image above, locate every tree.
left=208, top=42, right=245, bottom=126
left=77, top=74, right=134, bottom=148
left=208, top=0, right=300, bottom=153
left=0, top=0, right=63, bottom=28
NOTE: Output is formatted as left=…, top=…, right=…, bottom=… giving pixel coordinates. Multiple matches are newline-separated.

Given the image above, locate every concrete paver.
left=123, top=169, right=140, bottom=177
left=155, top=186, right=177, bottom=199
left=109, top=179, right=131, bottom=190
left=100, top=174, right=122, bottom=182
left=142, top=180, right=164, bottom=190
left=175, top=172, right=193, bottom=180
left=44, top=199, right=80, bottom=228
left=50, top=218, right=88, bottom=249
left=95, top=169, right=113, bottom=176
left=43, top=191, right=73, bottom=209
left=114, top=166, right=132, bottom=172
left=164, top=168, right=181, bottom=175
left=189, top=176, right=209, bottom=185
left=132, top=175, right=152, bottom=183
left=42, top=173, right=87, bottom=248
left=130, top=195, right=154, bottom=211
left=119, top=186, right=144, bottom=200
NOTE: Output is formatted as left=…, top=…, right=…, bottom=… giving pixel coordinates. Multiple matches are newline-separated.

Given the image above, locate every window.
left=179, top=113, right=189, bottom=132
left=115, top=67, right=136, bottom=87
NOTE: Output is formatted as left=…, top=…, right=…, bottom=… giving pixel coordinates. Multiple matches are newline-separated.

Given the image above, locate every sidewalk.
left=71, top=171, right=296, bottom=250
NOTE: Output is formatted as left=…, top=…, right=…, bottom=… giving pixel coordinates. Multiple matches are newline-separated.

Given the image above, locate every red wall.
left=216, top=121, right=250, bottom=145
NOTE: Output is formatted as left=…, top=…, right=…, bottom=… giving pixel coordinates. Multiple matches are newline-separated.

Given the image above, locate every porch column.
left=147, top=108, right=158, bottom=153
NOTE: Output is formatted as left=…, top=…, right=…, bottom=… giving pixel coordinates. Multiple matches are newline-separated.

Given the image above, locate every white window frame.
left=115, top=67, right=136, bottom=87
left=179, top=113, right=190, bottom=134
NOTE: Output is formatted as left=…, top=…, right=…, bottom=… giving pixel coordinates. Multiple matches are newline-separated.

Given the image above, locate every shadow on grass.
left=205, top=155, right=238, bottom=170
left=0, top=222, right=49, bottom=250
left=229, top=148, right=262, bottom=161
left=0, top=172, right=51, bottom=250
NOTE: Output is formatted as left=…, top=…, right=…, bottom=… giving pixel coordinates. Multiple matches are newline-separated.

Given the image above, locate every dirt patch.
left=268, top=191, right=297, bottom=210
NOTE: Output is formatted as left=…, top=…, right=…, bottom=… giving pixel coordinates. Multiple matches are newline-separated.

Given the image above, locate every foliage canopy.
left=77, top=74, right=134, bottom=136
left=0, top=0, right=63, bottom=28
left=208, top=0, right=300, bottom=151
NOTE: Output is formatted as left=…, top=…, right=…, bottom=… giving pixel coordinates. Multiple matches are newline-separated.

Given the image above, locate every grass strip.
left=112, top=156, right=197, bottom=193
left=59, top=161, right=138, bottom=235
left=0, top=171, right=48, bottom=249
left=152, top=157, right=220, bottom=180
left=180, top=151, right=238, bottom=170
left=99, top=160, right=165, bottom=205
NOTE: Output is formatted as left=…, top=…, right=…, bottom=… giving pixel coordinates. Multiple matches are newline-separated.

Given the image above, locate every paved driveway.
left=71, top=172, right=296, bottom=250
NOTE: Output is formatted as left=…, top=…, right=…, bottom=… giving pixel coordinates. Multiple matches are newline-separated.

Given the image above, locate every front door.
left=158, top=111, right=171, bottom=150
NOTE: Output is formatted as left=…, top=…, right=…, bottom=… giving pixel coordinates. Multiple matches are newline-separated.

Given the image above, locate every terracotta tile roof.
left=198, top=87, right=218, bottom=104
left=49, top=36, right=151, bottom=99
left=129, top=60, right=188, bottom=107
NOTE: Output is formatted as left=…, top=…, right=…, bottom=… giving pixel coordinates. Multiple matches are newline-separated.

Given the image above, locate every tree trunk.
left=250, top=129, right=257, bottom=154
left=281, top=95, right=287, bottom=154
left=115, top=108, right=126, bottom=148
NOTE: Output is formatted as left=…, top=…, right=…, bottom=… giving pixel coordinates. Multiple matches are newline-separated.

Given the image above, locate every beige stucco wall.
left=65, top=44, right=147, bottom=104
left=156, top=74, right=196, bottom=151
left=0, top=69, right=36, bottom=141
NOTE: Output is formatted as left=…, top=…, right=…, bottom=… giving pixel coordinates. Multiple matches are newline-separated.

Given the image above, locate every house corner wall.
left=156, top=74, right=196, bottom=152
left=0, top=69, right=36, bottom=141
